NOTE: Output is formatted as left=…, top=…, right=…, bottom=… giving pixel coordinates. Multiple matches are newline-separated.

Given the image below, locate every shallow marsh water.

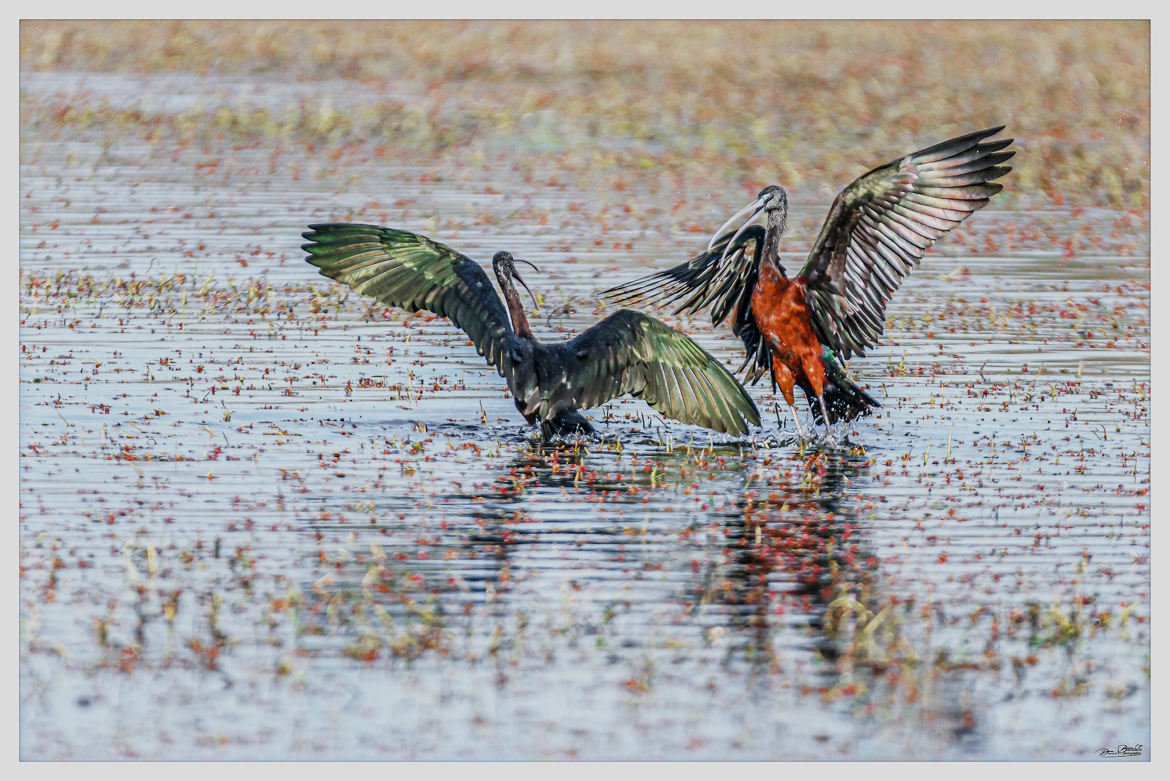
left=19, top=64, right=1149, bottom=761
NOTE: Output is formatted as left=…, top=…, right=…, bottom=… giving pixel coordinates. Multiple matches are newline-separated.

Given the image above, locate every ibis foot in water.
left=541, top=408, right=596, bottom=440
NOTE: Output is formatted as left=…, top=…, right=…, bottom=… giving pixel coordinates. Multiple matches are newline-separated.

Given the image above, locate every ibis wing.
left=798, top=126, right=1014, bottom=358
left=601, top=226, right=770, bottom=386
left=539, top=310, right=760, bottom=436
left=301, top=223, right=527, bottom=385
left=602, top=225, right=765, bottom=326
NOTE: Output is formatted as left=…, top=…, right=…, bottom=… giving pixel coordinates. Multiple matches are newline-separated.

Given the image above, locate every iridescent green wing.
left=539, top=309, right=761, bottom=436
left=600, top=226, right=769, bottom=386
left=301, top=223, right=524, bottom=383
left=799, top=126, right=1014, bottom=359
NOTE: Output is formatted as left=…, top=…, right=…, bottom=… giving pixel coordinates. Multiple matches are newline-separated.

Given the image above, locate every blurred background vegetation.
left=21, top=19, right=1149, bottom=209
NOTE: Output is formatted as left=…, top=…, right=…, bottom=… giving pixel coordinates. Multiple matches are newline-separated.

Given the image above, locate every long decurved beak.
left=511, top=258, right=541, bottom=310
left=707, top=193, right=770, bottom=261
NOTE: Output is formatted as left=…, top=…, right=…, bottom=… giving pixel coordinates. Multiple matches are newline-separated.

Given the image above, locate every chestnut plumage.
left=604, top=126, right=1015, bottom=437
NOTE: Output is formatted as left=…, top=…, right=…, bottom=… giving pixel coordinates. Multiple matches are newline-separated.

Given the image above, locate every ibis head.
left=709, top=185, right=788, bottom=267
left=491, top=251, right=541, bottom=310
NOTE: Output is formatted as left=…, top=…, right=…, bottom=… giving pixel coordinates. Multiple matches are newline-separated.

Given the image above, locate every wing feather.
left=798, top=126, right=1014, bottom=357
left=601, top=226, right=771, bottom=392
left=601, top=226, right=765, bottom=325
left=302, top=223, right=533, bottom=402
left=541, top=310, right=760, bottom=436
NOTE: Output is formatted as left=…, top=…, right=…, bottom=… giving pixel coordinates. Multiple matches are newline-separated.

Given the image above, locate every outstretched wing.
left=602, top=225, right=764, bottom=325
left=534, top=309, right=761, bottom=436
left=601, top=226, right=771, bottom=384
left=301, top=223, right=528, bottom=387
left=799, top=126, right=1014, bottom=358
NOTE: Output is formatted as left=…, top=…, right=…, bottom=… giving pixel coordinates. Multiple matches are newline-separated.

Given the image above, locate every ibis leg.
left=787, top=402, right=807, bottom=441
left=771, top=357, right=806, bottom=441
left=817, top=395, right=837, bottom=442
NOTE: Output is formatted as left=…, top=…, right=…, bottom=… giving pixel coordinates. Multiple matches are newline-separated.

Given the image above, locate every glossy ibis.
left=302, top=224, right=761, bottom=440
left=605, top=126, right=1014, bottom=439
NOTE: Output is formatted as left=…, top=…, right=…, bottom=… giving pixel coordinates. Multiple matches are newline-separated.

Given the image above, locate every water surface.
left=19, top=68, right=1150, bottom=761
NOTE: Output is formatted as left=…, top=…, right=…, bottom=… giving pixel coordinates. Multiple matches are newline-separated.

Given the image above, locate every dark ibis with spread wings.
left=303, top=224, right=761, bottom=440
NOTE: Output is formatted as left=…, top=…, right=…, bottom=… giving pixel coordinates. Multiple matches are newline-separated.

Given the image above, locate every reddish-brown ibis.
left=605, top=126, right=1014, bottom=439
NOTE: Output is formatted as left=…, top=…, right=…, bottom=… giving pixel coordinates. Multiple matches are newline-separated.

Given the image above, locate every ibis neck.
left=762, top=209, right=787, bottom=271
left=501, top=282, right=535, bottom=340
